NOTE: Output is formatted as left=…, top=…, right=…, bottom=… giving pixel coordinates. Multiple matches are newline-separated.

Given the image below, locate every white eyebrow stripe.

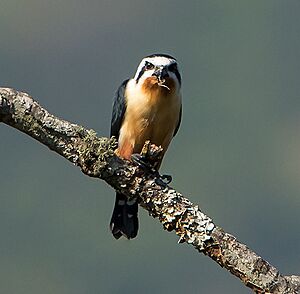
left=133, top=56, right=177, bottom=80
left=144, top=56, right=175, bottom=66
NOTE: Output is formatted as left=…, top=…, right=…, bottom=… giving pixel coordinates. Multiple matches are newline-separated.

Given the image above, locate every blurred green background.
left=1, top=1, right=300, bottom=293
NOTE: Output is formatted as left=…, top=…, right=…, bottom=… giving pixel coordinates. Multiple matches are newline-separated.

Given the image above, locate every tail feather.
left=110, top=193, right=138, bottom=239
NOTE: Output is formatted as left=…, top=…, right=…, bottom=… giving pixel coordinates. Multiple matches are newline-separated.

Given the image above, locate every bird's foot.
left=131, top=153, right=155, bottom=173
left=132, top=154, right=172, bottom=186
left=131, top=141, right=172, bottom=186
left=131, top=141, right=162, bottom=171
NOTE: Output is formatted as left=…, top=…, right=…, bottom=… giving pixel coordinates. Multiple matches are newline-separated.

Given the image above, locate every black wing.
left=110, top=79, right=129, bottom=139
left=173, top=104, right=182, bottom=137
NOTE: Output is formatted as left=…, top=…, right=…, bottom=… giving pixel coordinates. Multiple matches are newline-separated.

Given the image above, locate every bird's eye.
left=168, top=63, right=178, bottom=72
left=145, top=62, right=154, bottom=70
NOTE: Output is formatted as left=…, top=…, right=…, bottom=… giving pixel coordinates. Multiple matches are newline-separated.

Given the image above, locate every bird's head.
left=133, top=54, right=181, bottom=94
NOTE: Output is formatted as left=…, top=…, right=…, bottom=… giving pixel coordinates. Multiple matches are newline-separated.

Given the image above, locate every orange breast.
left=117, top=78, right=181, bottom=164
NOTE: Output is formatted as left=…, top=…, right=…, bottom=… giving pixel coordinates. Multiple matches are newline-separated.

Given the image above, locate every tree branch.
left=0, top=87, right=299, bottom=293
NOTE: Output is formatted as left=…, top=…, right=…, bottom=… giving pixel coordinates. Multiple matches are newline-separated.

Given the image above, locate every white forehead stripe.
left=143, top=56, right=175, bottom=66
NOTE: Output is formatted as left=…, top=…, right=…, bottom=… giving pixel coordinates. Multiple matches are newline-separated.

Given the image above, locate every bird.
left=109, top=54, right=182, bottom=239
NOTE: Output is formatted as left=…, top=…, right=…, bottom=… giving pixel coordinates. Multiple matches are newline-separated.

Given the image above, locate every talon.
left=160, top=174, right=172, bottom=184
left=131, top=153, right=155, bottom=172
left=131, top=154, right=148, bottom=168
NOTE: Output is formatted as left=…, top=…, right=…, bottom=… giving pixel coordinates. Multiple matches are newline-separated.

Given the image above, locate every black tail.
left=109, top=193, right=139, bottom=239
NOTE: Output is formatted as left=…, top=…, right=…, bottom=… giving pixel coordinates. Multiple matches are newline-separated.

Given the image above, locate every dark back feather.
left=173, top=105, right=182, bottom=137
left=110, top=79, right=129, bottom=139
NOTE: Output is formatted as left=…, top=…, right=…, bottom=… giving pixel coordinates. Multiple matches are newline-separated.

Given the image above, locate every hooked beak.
left=152, top=66, right=169, bottom=82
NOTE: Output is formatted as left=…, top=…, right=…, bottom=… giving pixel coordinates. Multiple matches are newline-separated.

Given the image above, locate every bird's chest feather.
left=118, top=84, right=181, bottom=157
